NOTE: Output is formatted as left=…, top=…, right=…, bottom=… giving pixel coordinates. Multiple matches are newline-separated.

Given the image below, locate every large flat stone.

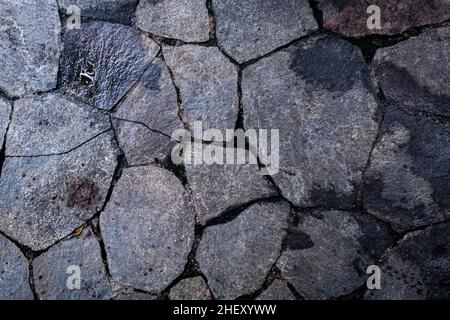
left=197, top=201, right=290, bottom=299
left=60, top=22, right=159, bottom=110
left=33, top=227, right=112, bottom=300
left=256, top=280, right=296, bottom=300
left=0, top=98, right=11, bottom=147
left=0, top=0, right=61, bottom=97
left=101, top=166, right=194, bottom=293
left=169, top=277, right=213, bottom=300
left=364, top=109, right=450, bottom=232
left=212, top=0, right=318, bottom=63
left=243, top=35, right=379, bottom=208
left=277, top=210, right=393, bottom=299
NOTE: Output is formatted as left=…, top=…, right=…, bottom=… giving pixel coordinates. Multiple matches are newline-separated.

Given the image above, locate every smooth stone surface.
left=169, top=277, right=213, bottom=300
left=277, top=210, right=393, bottom=299
left=366, top=223, right=450, bottom=300
left=60, top=22, right=159, bottom=110
left=134, top=0, right=209, bottom=42
left=373, top=27, right=450, bottom=117
left=163, top=45, right=239, bottom=131
left=0, top=0, right=61, bottom=97
left=0, top=98, right=11, bottom=147
left=256, top=280, right=296, bottom=300
left=197, top=201, right=290, bottom=299
left=0, top=132, right=119, bottom=251
left=101, top=166, right=194, bottom=293
left=319, top=0, right=450, bottom=38
left=212, top=0, right=318, bottom=63
left=7, top=94, right=110, bottom=156
left=364, top=109, right=450, bottom=232
left=243, top=35, right=379, bottom=208
left=0, top=233, right=33, bottom=300
left=33, top=227, right=112, bottom=300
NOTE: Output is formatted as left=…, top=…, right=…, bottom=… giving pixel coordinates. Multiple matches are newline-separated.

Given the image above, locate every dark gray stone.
left=212, top=0, right=318, bottom=63
left=0, top=98, right=11, bottom=147
left=256, top=280, right=296, bottom=300
left=169, top=277, right=213, bottom=300
left=113, top=291, right=158, bottom=300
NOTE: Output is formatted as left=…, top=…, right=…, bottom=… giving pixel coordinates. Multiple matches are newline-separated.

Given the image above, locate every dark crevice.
left=110, top=116, right=173, bottom=139
left=206, top=0, right=216, bottom=42
left=234, top=68, right=244, bottom=131
left=0, top=102, right=13, bottom=178
left=307, top=0, right=324, bottom=31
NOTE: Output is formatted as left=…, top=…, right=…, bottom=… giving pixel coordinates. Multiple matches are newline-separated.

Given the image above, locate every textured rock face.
left=134, top=0, right=209, bottom=42
left=257, top=280, right=296, bottom=300
left=243, top=36, right=379, bottom=208
left=58, top=0, right=138, bottom=25
left=101, top=166, right=194, bottom=293
left=373, top=28, right=450, bottom=117
left=366, top=223, right=450, bottom=300
left=163, top=45, right=239, bottom=131
left=33, top=228, right=112, bottom=300
left=212, top=0, right=318, bottom=63
left=197, top=201, right=290, bottom=299
left=0, top=234, right=33, bottom=300
left=169, top=277, right=213, bottom=300
left=277, top=210, right=393, bottom=299
left=364, top=109, right=450, bottom=232
left=0, top=0, right=61, bottom=97
left=0, top=133, right=119, bottom=250
left=319, top=0, right=450, bottom=38
left=113, top=291, right=158, bottom=300
left=0, top=98, right=11, bottom=147
left=7, top=94, right=110, bottom=156
left=60, top=22, right=159, bottom=110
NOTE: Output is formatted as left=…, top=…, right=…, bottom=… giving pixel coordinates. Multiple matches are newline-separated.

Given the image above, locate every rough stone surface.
left=366, top=223, right=450, bottom=300
left=257, top=280, right=296, bottom=300
left=198, top=201, right=290, bottom=299
left=134, top=0, right=209, bottom=42
left=169, top=277, right=213, bottom=300
left=58, top=0, right=138, bottom=25
left=0, top=98, right=11, bottom=147
left=7, top=94, right=110, bottom=156
left=60, top=22, right=159, bottom=110
left=319, top=0, right=450, bottom=38
left=113, top=291, right=158, bottom=300
left=243, top=35, right=379, bottom=209
left=373, top=27, right=450, bottom=117
left=0, top=133, right=119, bottom=251
left=33, top=227, right=112, bottom=300
left=277, top=210, right=393, bottom=299
left=0, top=233, right=33, bottom=300
left=364, top=109, right=450, bottom=232
left=0, top=0, right=61, bottom=97
left=163, top=45, right=239, bottom=131
left=213, top=0, right=318, bottom=63
left=101, top=166, right=194, bottom=293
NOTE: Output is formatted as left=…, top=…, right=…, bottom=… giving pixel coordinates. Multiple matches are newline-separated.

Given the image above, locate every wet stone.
left=169, top=277, right=213, bottom=300
left=212, top=0, right=318, bottom=63
left=373, top=27, right=450, bottom=117
left=363, top=108, right=450, bottom=232
left=256, top=280, right=296, bottom=300
left=243, top=35, right=379, bottom=208
left=197, top=201, right=290, bottom=299
left=0, top=133, right=119, bottom=251
left=366, top=223, right=450, bottom=300
left=318, top=0, right=450, bottom=38
left=0, top=98, right=11, bottom=147
left=277, top=210, right=393, bottom=299
left=0, top=233, right=33, bottom=300
left=101, top=166, right=195, bottom=293
left=134, top=0, right=209, bottom=42
left=33, top=227, right=112, bottom=300
left=60, top=22, right=159, bottom=110
left=7, top=94, right=110, bottom=156
left=163, top=44, right=239, bottom=131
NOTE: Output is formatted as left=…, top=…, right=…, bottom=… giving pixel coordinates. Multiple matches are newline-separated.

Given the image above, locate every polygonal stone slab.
left=0, top=0, right=61, bottom=97
left=256, top=280, right=296, bottom=300
left=101, top=166, right=195, bottom=293
left=0, top=233, right=33, bottom=300
left=0, top=132, right=119, bottom=250
left=277, top=210, right=393, bottom=299
left=134, top=0, right=209, bottom=42
left=0, top=98, right=11, bottom=147
left=7, top=94, right=110, bottom=156
left=169, top=277, right=213, bottom=300
left=212, top=0, right=318, bottom=63
left=33, top=227, right=112, bottom=300
left=60, top=22, right=159, bottom=110
left=197, top=201, right=290, bottom=299
left=364, top=109, right=450, bottom=232
left=366, top=223, right=450, bottom=300
left=243, top=35, right=379, bottom=209
left=163, top=44, right=239, bottom=131
left=318, top=0, right=450, bottom=38
left=373, top=27, right=450, bottom=117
